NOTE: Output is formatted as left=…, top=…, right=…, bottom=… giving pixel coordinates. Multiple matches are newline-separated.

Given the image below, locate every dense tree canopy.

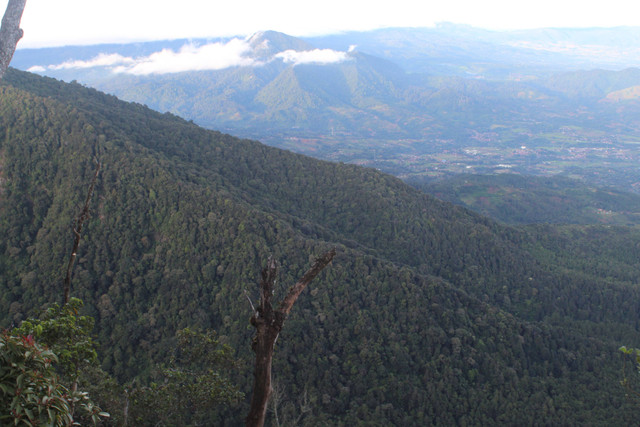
left=1, top=69, right=640, bottom=424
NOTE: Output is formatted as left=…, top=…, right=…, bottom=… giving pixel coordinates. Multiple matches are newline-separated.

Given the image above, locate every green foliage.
left=2, top=69, right=640, bottom=424
left=619, top=345, right=640, bottom=359
left=9, top=299, right=110, bottom=425
left=0, top=330, right=73, bottom=425
left=414, top=173, right=640, bottom=226
left=0, top=330, right=108, bottom=426
left=14, top=298, right=98, bottom=382
left=128, top=328, right=243, bottom=426
left=619, top=346, right=640, bottom=400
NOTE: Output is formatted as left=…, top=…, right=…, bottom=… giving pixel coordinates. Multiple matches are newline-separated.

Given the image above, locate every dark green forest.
left=412, top=173, right=640, bottom=226
left=2, top=68, right=640, bottom=424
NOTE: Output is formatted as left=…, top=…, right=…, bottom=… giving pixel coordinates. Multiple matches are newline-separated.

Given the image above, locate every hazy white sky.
left=3, top=0, right=640, bottom=48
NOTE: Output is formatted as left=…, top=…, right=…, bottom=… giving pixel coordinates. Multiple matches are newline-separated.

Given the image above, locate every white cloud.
left=26, top=65, right=46, bottom=73
left=50, top=53, right=135, bottom=70
left=117, top=39, right=258, bottom=75
left=275, top=48, right=351, bottom=65
left=31, top=39, right=353, bottom=75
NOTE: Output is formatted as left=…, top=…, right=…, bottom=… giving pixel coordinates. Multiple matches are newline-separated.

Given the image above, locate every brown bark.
left=246, top=248, right=336, bottom=427
left=63, top=161, right=101, bottom=304
left=0, top=0, right=26, bottom=80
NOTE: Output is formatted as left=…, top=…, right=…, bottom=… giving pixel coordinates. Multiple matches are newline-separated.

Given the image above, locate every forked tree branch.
left=0, top=0, right=26, bottom=79
left=279, top=248, right=336, bottom=316
left=246, top=248, right=336, bottom=427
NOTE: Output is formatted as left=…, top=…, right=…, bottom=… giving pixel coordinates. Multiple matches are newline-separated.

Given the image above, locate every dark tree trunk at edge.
left=0, top=0, right=26, bottom=79
left=245, top=248, right=336, bottom=427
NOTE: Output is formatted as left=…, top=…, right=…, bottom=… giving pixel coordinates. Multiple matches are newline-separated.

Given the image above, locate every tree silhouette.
left=246, top=248, right=336, bottom=427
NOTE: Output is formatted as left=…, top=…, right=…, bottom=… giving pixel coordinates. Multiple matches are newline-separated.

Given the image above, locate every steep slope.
left=414, top=173, right=640, bottom=225
left=1, top=69, right=640, bottom=424
left=14, top=31, right=640, bottom=193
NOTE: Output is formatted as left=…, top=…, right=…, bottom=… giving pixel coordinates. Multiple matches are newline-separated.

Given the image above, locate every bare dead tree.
left=63, top=160, right=101, bottom=304
left=0, top=0, right=26, bottom=79
left=246, top=248, right=336, bottom=427
left=269, top=381, right=312, bottom=427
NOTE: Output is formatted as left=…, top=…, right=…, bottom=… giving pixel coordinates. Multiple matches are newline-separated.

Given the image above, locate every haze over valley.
left=6, top=3, right=640, bottom=423
left=13, top=25, right=640, bottom=195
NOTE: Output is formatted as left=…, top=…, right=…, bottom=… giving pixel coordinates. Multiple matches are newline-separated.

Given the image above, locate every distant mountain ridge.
left=15, top=24, right=640, bottom=76
left=12, top=26, right=640, bottom=192
left=247, top=30, right=315, bottom=59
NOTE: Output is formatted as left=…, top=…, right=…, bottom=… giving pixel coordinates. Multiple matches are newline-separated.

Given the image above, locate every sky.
left=3, top=0, right=640, bottom=48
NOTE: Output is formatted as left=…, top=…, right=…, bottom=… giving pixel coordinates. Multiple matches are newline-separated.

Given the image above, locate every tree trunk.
left=247, top=318, right=279, bottom=427
left=0, top=0, right=26, bottom=79
left=63, top=161, right=101, bottom=304
left=245, top=248, right=336, bottom=427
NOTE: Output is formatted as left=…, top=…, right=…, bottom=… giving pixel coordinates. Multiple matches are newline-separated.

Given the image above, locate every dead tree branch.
left=0, top=0, right=26, bottom=79
left=245, top=248, right=336, bottom=427
left=63, top=160, right=101, bottom=304
left=279, top=250, right=337, bottom=316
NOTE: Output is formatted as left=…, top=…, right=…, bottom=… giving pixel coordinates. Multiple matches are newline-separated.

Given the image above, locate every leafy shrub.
left=0, top=330, right=74, bottom=425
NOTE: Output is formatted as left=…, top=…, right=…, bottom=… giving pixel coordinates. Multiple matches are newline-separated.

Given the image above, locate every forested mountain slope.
left=413, top=173, right=640, bottom=225
left=2, top=69, right=640, bottom=424
left=16, top=31, right=640, bottom=191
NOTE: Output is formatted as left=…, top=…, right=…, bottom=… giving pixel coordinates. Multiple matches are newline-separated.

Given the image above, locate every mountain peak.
left=247, top=30, right=315, bottom=59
